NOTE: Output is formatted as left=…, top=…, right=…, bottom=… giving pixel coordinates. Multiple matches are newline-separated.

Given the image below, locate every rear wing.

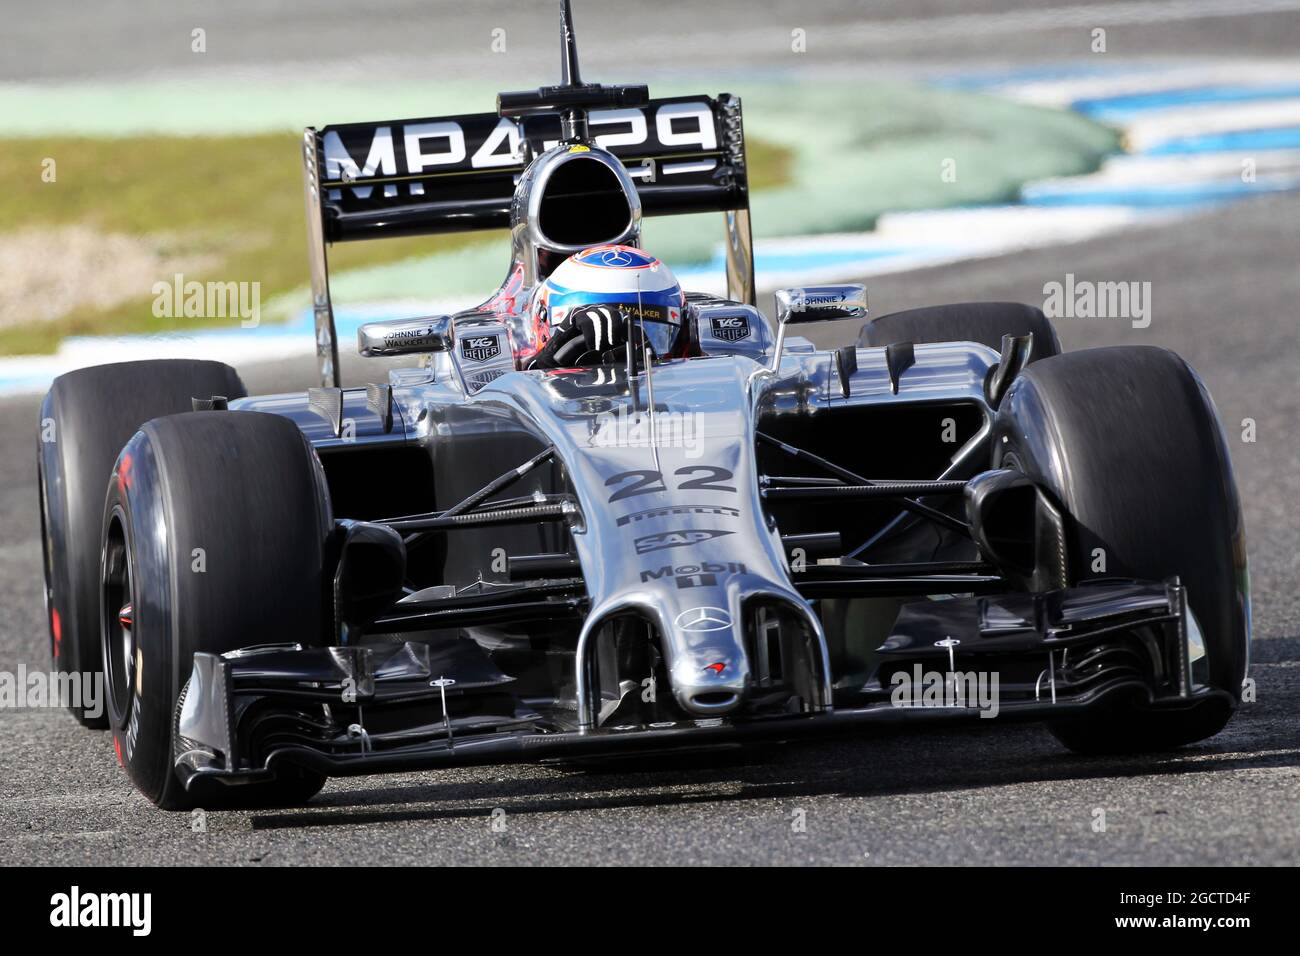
left=301, top=95, right=754, bottom=385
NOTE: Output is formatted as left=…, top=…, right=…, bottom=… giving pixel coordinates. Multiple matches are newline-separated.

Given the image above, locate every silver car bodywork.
left=169, top=3, right=1223, bottom=793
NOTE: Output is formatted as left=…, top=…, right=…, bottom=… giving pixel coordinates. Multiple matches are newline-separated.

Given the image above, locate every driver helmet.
left=531, top=245, right=685, bottom=358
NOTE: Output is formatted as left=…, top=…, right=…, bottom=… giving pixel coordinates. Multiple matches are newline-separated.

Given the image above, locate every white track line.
left=1124, top=99, right=1300, bottom=150
left=1090, top=150, right=1300, bottom=181
left=994, top=61, right=1300, bottom=108
left=822, top=0, right=1300, bottom=43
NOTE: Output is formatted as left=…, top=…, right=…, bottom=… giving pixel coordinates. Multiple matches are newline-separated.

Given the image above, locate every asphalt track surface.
left=1, top=1, right=1298, bottom=865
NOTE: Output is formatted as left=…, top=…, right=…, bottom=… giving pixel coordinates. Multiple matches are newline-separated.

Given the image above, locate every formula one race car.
left=38, top=1, right=1249, bottom=808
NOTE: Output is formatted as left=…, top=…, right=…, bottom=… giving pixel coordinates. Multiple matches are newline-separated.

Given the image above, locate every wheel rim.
left=102, top=508, right=135, bottom=726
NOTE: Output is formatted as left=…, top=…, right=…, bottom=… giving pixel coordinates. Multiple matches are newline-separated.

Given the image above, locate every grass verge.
left=0, top=134, right=793, bottom=354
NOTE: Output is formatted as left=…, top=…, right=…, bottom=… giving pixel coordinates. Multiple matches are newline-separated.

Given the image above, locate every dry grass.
left=0, top=134, right=793, bottom=354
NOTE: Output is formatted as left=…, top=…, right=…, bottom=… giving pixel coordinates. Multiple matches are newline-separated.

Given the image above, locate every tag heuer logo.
left=460, top=335, right=501, bottom=362
left=710, top=315, right=750, bottom=342
left=465, top=368, right=508, bottom=393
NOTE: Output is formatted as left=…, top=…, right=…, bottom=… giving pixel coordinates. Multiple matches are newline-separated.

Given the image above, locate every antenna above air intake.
left=496, top=0, right=648, bottom=142
left=560, top=0, right=582, bottom=86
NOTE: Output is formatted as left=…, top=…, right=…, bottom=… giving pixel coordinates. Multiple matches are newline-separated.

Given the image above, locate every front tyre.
left=994, top=346, right=1249, bottom=753
left=39, top=359, right=246, bottom=726
left=860, top=301, right=1061, bottom=361
left=102, top=411, right=331, bottom=809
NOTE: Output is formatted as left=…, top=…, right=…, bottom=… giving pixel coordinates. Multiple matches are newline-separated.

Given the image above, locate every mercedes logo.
left=600, top=249, right=632, bottom=266
left=675, top=606, right=732, bottom=632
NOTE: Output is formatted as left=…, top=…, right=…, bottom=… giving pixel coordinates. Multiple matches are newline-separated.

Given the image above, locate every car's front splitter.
left=174, top=577, right=1227, bottom=793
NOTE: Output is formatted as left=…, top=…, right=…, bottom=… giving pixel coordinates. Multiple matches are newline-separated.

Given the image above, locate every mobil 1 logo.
left=641, top=561, right=747, bottom=589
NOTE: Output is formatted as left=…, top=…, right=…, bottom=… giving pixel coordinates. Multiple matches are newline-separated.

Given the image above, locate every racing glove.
left=533, top=304, right=630, bottom=368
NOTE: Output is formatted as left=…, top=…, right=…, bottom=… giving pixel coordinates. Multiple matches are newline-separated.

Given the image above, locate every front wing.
left=173, top=578, right=1228, bottom=795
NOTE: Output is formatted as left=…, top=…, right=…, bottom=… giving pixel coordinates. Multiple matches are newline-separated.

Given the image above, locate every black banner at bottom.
left=4, top=865, right=1284, bottom=942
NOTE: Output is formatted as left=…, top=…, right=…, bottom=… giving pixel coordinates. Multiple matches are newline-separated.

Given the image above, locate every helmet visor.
left=604, top=300, right=680, bottom=359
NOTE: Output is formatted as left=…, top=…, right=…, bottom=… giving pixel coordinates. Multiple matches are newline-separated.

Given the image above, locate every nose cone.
left=664, top=605, right=749, bottom=716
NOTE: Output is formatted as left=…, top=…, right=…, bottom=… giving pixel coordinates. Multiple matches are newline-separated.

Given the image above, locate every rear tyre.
left=993, top=346, right=1249, bottom=753
left=38, top=359, right=246, bottom=727
left=102, top=411, right=331, bottom=809
left=859, top=301, right=1061, bottom=361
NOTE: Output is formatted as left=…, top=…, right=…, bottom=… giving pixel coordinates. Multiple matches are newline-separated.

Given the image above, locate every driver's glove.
left=533, top=305, right=629, bottom=368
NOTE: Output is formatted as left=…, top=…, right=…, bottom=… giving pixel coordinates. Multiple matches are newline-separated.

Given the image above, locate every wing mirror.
left=357, top=315, right=452, bottom=357
left=771, top=284, right=867, bottom=370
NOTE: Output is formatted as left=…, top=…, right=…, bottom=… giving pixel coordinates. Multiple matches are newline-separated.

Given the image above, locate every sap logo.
left=459, top=335, right=501, bottom=362
left=709, top=315, right=750, bottom=342
left=633, top=529, right=732, bottom=555
left=641, top=561, right=746, bottom=589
